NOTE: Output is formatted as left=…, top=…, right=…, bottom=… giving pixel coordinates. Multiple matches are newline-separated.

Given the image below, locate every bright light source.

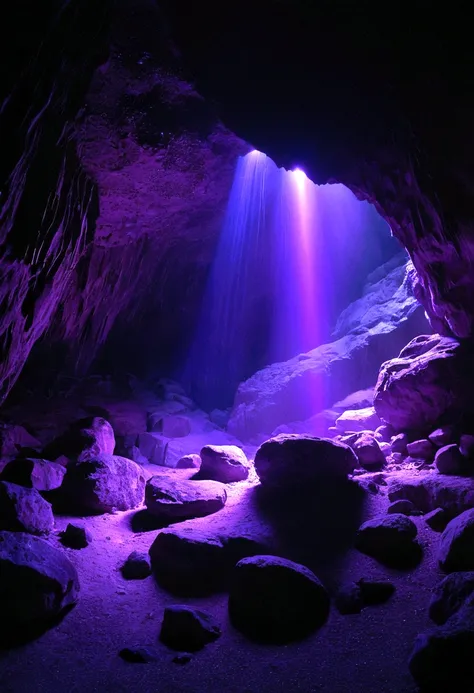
left=249, top=149, right=262, bottom=155
left=292, top=168, right=307, bottom=182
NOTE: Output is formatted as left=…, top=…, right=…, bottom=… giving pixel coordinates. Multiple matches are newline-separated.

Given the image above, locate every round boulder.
left=199, top=445, right=250, bottom=483
left=254, top=434, right=357, bottom=488
left=356, top=513, right=419, bottom=566
left=435, top=444, right=465, bottom=475
left=145, top=475, right=227, bottom=521
left=228, top=555, right=330, bottom=643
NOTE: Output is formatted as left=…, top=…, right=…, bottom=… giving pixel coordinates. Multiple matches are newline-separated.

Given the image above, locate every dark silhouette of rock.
left=61, top=454, right=145, bottom=514
left=145, top=475, right=227, bottom=521
left=254, top=434, right=357, bottom=488
left=60, top=523, right=91, bottom=549
left=429, top=572, right=474, bottom=625
left=438, top=509, right=474, bottom=572
left=118, top=647, right=157, bottom=663
left=387, top=499, right=415, bottom=515
left=388, top=472, right=474, bottom=515
left=335, top=583, right=363, bottom=614
left=0, top=481, right=54, bottom=534
left=374, top=424, right=395, bottom=442
left=0, top=458, right=66, bottom=491
left=356, top=513, right=420, bottom=567
left=390, top=432, right=408, bottom=454
left=0, top=424, right=41, bottom=459
left=43, top=417, right=115, bottom=462
left=424, top=508, right=450, bottom=532
left=0, top=531, right=79, bottom=646
left=357, top=578, right=395, bottom=605
left=121, top=551, right=151, bottom=580
left=348, top=432, right=386, bottom=470
left=199, top=445, right=250, bottom=483
left=429, top=426, right=457, bottom=448
left=407, top=439, right=434, bottom=459
left=228, top=555, right=330, bottom=643
left=459, top=434, right=474, bottom=459
left=160, top=605, right=221, bottom=651
left=435, top=444, right=465, bottom=475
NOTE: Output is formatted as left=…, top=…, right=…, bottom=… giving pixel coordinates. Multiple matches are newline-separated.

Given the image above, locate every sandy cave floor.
left=0, top=461, right=443, bottom=693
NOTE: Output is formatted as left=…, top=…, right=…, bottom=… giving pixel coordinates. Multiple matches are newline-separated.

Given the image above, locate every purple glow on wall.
left=183, top=151, right=395, bottom=411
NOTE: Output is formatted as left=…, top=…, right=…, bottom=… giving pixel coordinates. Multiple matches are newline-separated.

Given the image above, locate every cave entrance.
left=182, top=150, right=416, bottom=418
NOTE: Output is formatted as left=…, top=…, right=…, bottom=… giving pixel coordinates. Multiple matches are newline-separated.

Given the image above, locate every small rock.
left=429, top=426, right=456, bottom=448
left=335, top=583, right=363, bottom=614
left=119, top=647, right=156, bottom=663
left=350, top=432, right=386, bottom=471
left=60, top=523, right=91, bottom=549
left=0, top=481, right=54, bottom=534
left=121, top=551, right=151, bottom=579
left=459, top=434, right=474, bottom=459
left=438, top=508, right=474, bottom=572
left=199, top=445, right=250, bottom=483
left=355, top=514, right=420, bottom=567
left=390, top=433, right=408, bottom=454
left=435, top=444, right=464, bottom=475
left=406, top=439, right=434, bottom=460
left=424, top=507, right=449, bottom=532
left=387, top=499, right=415, bottom=515
left=374, top=424, right=395, bottom=443
left=335, top=407, right=381, bottom=433
left=228, top=555, right=330, bottom=643
left=172, top=654, right=192, bottom=665
left=0, top=458, right=66, bottom=491
left=429, top=572, right=474, bottom=625
left=160, top=605, right=221, bottom=651
left=145, top=476, right=227, bottom=521
left=357, top=578, right=395, bottom=605
left=176, top=454, right=201, bottom=469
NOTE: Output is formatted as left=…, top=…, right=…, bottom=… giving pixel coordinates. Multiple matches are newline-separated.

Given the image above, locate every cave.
left=1, top=2, right=474, bottom=691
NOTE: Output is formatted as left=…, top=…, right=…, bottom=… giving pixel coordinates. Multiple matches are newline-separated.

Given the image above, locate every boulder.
left=424, top=507, right=450, bottom=532
left=390, top=433, right=408, bottom=454
left=435, top=444, right=465, bottom=475
left=409, top=594, right=474, bottom=692
left=199, top=445, right=250, bottom=483
left=0, top=423, right=41, bottom=458
left=0, top=481, right=54, bottom=534
left=176, top=453, right=201, bottom=469
left=228, top=555, right=330, bottom=643
left=254, top=434, right=357, bottom=488
left=374, top=334, right=474, bottom=432
left=0, top=531, right=79, bottom=644
left=145, top=476, right=227, bottom=521
left=387, top=499, right=415, bottom=515
left=355, top=513, right=419, bottom=566
left=348, top=432, right=386, bottom=470
left=60, top=523, right=91, bottom=549
left=43, top=417, right=115, bottom=462
left=160, top=605, right=221, bottom=651
left=406, top=439, right=434, bottom=460
left=438, top=508, right=474, bottom=572
left=0, top=458, right=66, bottom=491
left=429, top=426, right=457, bottom=447
left=429, top=572, right=474, bottom=625
left=387, top=472, right=474, bottom=515
left=121, top=551, right=151, bottom=580
left=335, top=407, right=381, bottom=433
left=61, top=454, right=145, bottom=514
left=149, top=524, right=271, bottom=596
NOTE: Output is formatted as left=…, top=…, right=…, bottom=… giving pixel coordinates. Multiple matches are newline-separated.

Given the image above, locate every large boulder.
left=199, top=445, right=250, bottom=483
left=61, top=454, right=145, bottom=514
left=43, top=417, right=115, bottom=462
left=438, top=509, right=474, bottom=572
left=254, top=434, right=357, bottom=487
left=387, top=472, right=474, bottom=516
left=145, top=475, right=227, bottom=521
left=149, top=524, right=272, bottom=596
left=374, top=334, right=474, bottom=432
left=0, top=531, right=79, bottom=645
left=0, top=458, right=66, bottom=491
left=228, top=555, right=330, bottom=643
left=228, top=258, right=428, bottom=442
left=0, top=481, right=54, bottom=534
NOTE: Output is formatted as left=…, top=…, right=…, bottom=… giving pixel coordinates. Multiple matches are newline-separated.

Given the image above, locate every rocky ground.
left=2, top=367, right=474, bottom=692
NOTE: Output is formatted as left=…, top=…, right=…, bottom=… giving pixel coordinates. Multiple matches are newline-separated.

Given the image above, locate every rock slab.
left=145, top=475, right=227, bottom=521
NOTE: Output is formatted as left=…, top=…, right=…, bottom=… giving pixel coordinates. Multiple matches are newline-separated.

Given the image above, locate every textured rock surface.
left=43, top=417, right=115, bottom=462
left=254, top=434, right=357, bottom=487
left=228, top=259, right=428, bottom=441
left=0, top=531, right=79, bottom=643
left=429, top=572, right=474, bottom=625
left=1, top=458, right=66, bottom=491
left=388, top=472, right=474, bottom=515
left=0, top=481, right=54, bottom=534
left=60, top=523, right=92, bottom=549
left=121, top=551, right=151, bottom=580
left=435, top=444, right=465, bottom=475
left=438, top=509, right=474, bottom=572
left=176, top=454, right=201, bottom=469
left=335, top=407, right=380, bottom=433
left=62, top=454, right=145, bottom=514
left=356, top=514, right=419, bottom=566
left=0, top=424, right=41, bottom=459
left=374, top=335, right=474, bottom=432
left=348, top=432, right=386, bottom=471
left=199, top=445, right=250, bottom=483
left=228, top=555, right=330, bottom=643
left=145, top=475, right=227, bottom=521
left=160, top=605, right=221, bottom=651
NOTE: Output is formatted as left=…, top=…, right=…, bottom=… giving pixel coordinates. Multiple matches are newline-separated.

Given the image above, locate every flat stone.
left=335, top=407, right=381, bottom=433
left=145, top=475, right=227, bottom=521
left=387, top=472, right=474, bottom=515
left=0, top=481, right=54, bottom=534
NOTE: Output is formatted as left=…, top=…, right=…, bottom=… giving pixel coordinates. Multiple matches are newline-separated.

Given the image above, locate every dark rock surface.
left=429, top=426, right=456, bottom=448
left=348, top=432, right=385, bottom=471
left=145, top=475, right=227, bottom=521
left=228, top=555, right=330, bottom=643
left=406, top=439, right=434, bottom=460
left=387, top=499, right=415, bottom=515
left=61, top=454, right=145, bottom=514
left=254, top=435, right=357, bottom=487
left=60, top=523, right=92, bottom=549
left=390, top=433, right=408, bottom=454
left=429, top=572, right=474, bottom=625
left=355, top=514, right=419, bottom=567
left=0, top=424, right=41, bottom=459
left=199, top=445, right=250, bottom=483
left=0, top=531, right=79, bottom=645
left=0, top=457, right=66, bottom=491
left=43, top=417, right=115, bottom=462
left=424, top=508, right=450, bottom=532
left=121, top=551, right=151, bottom=580
left=118, top=647, right=157, bottom=663
left=438, top=509, right=474, bottom=572
left=435, top=444, right=465, bottom=475
left=160, top=605, right=221, bottom=651
left=0, top=481, right=54, bottom=534
left=387, top=472, right=474, bottom=515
